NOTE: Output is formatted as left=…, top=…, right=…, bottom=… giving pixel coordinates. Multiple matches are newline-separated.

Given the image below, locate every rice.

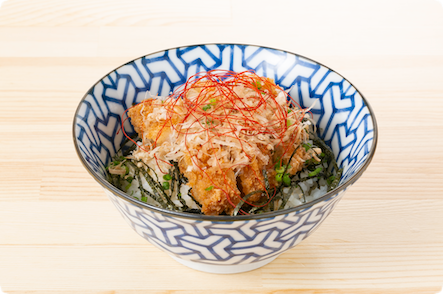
left=107, top=71, right=342, bottom=215
left=118, top=153, right=331, bottom=213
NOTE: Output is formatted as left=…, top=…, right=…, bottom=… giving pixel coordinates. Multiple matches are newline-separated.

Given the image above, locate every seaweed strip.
left=172, top=162, right=188, bottom=210
left=128, top=161, right=177, bottom=210
left=187, top=188, right=202, bottom=208
left=135, top=172, right=166, bottom=207
left=279, top=183, right=298, bottom=210
left=233, top=190, right=264, bottom=216
left=106, top=126, right=342, bottom=215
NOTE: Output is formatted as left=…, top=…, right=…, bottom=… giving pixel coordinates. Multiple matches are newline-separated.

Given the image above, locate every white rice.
left=124, top=160, right=328, bottom=212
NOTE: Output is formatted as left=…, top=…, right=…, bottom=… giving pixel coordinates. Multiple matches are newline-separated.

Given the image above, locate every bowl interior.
left=74, top=44, right=376, bottom=210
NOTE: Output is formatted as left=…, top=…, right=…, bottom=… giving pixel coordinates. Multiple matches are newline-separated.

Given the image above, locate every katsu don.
left=126, top=70, right=319, bottom=215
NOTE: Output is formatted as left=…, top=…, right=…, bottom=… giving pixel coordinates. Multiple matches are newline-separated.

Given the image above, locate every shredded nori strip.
left=187, top=188, right=201, bottom=208
left=232, top=190, right=264, bottom=216
left=106, top=129, right=342, bottom=215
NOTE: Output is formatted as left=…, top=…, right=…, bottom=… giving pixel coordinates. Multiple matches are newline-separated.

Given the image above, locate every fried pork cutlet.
left=128, top=99, right=174, bottom=146
left=179, top=154, right=242, bottom=215
left=238, top=143, right=319, bottom=203
left=128, top=100, right=243, bottom=215
left=126, top=71, right=318, bottom=216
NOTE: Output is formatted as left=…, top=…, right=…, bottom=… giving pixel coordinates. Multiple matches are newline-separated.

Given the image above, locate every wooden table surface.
left=1, top=0, right=443, bottom=293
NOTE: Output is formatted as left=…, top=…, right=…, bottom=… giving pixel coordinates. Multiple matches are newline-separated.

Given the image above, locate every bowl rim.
left=72, top=42, right=378, bottom=222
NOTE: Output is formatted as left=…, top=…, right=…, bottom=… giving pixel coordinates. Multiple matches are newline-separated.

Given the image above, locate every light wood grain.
left=1, top=0, right=443, bottom=293
left=2, top=291, right=441, bottom=294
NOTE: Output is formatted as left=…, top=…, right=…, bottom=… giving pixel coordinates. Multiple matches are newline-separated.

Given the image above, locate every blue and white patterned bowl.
left=73, top=44, right=377, bottom=274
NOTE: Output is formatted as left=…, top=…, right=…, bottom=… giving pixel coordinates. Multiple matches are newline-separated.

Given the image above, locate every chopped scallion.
left=327, top=175, right=336, bottom=185
left=162, top=182, right=170, bottom=190
left=283, top=174, right=291, bottom=186
left=303, top=143, right=312, bottom=151
left=308, top=167, right=323, bottom=177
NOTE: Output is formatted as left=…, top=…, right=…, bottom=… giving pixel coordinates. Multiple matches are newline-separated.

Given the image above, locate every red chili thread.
left=121, top=70, right=309, bottom=212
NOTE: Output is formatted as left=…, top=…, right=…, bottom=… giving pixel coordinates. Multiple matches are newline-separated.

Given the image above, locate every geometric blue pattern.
left=73, top=44, right=377, bottom=272
left=105, top=188, right=345, bottom=266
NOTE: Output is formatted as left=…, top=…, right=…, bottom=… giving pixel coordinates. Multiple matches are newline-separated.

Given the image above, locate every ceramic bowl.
left=73, top=44, right=377, bottom=274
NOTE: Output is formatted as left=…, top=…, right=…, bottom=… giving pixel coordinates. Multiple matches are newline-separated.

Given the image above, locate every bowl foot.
left=170, top=255, right=278, bottom=274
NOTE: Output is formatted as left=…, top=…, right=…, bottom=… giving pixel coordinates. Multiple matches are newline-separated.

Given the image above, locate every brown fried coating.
left=128, top=100, right=242, bottom=215
left=237, top=147, right=271, bottom=203
left=127, top=99, right=173, bottom=145
left=238, top=143, right=315, bottom=203
left=127, top=99, right=154, bottom=136
left=179, top=154, right=241, bottom=215
left=127, top=98, right=317, bottom=215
